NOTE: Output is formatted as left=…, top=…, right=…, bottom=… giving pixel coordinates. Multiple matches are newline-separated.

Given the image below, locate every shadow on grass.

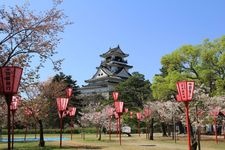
left=1, top=145, right=104, bottom=150
left=139, top=144, right=156, bottom=147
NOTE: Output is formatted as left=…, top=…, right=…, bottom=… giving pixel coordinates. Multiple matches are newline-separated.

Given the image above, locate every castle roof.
left=100, top=45, right=129, bottom=58
left=85, top=67, right=131, bottom=84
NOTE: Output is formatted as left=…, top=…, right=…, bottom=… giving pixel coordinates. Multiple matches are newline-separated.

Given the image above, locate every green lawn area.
left=0, top=133, right=225, bottom=150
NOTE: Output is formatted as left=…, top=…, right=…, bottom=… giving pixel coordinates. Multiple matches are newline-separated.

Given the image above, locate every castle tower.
left=79, top=45, right=133, bottom=99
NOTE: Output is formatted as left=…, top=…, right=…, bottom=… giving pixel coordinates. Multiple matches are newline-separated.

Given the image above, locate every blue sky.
left=3, top=0, right=225, bottom=86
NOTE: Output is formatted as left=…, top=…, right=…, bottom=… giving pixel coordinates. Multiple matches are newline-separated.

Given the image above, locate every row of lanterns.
left=0, top=66, right=23, bottom=150
left=0, top=66, right=194, bottom=149
left=56, top=87, right=76, bottom=148
left=0, top=66, right=78, bottom=149
left=0, top=66, right=223, bottom=150
left=112, top=91, right=123, bottom=145
left=111, top=81, right=222, bottom=150
left=111, top=92, right=152, bottom=145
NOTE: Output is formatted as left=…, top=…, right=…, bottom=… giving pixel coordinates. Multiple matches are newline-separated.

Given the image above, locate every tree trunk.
left=161, top=122, right=168, bottom=137
left=82, top=127, right=85, bottom=140
left=189, top=118, right=197, bottom=150
left=35, top=123, right=37, bottom=139
left=39, top=120, right=45, bottom=147
left=98, top=126, right=102, bottom=141
left=177, top=121, right=185, bottom=134
left=0, top=127, right=2, bottom=141
left=167, top=124, right=173, bottom=137
left=197, top=126, right=201, bottom=150
left=149, top=118, right=154, bottom=140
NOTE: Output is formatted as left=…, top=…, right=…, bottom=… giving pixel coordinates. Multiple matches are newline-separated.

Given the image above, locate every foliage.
left=115, top=72, right=152, bottom=111
left=152, top=35, right=225, bottom=100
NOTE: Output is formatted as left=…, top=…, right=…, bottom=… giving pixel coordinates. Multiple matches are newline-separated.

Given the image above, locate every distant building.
left=79, top=45, right=133, bottom=99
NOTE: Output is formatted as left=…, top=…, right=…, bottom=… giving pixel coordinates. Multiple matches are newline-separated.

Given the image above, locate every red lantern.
left=68, top=107, right=76, bottom=116
left=176, top=81, right=195, bottom=150
left=0, top=66, right=23, bottom=150
left=112, top=92, right=119, bottom=101
left=144, top=108, right=151, bottom=118
left=136, top=112, right=142, bottom=120
left=58, top=111, right=67, bottom=118
left=210, top=107, right=220, bottom=117
left=136, top=112, right=142, bottom=136
left=107, top=107, right=114, bottom=116
left=114, top=112, right=119, bottom=119
left=0, top=66, right=23, bottom=95
left=114, top=101, right=124, bottom=114
left=67, top=107, right=76, bottom=141
left=56, top=98, right=69, bottom=112
left=130, top=111, right=133, bottom=118
left=10, top=95, right=20, bottom=149
left=10, top=96, right=20, bottom=111
left=114, top=101, right=123, bottom=145
left=176, top=81, right=195, bottom=102
left=176, top=94, right=182, bottom=102
left=66, top=87, right=73, bottom=98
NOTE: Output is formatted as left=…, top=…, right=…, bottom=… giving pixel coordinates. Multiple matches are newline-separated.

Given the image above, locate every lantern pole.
left=176, top=81, right=194, bottom=150
left=56, top=97, right=69, bottom=148
left=116, top=117, right=119, bottom=137
left=184, top=102, right=191, bottom=150
left=223, top=120, right=225, bottom=140
left=213, top=115, right=218, bottom=144
left=118, top=113, right=122, bottom=145
left=114, top=101, right=123, bottom=145
left=109, top=115, right=112, bottom=140
left=10, top=96, right=19, bottom=149
left=59, top=111, right=63, bottom=148
left=136, top=112, right=141, bottom=137
left=112, top=92, right=119, bottom=138
left=0, top=66, right=23, bottom=150
left=6, top=95, right=12, bottom=150
left=70, top=116, right=73, bottom=140
left=12, top=109, right=15, bottom=149
left=138, top=119, right=140, bottom=137
left=114, top=112, right=119, bottom=137
left=68, top=107, right=76, bottom=140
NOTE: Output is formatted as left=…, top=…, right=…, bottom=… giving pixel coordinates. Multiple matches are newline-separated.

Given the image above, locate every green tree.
left=115, top=72, right=152, bottom=111
left=199, top=36, right=225, bottom=95
left=151, top=35, right=225, bottom=100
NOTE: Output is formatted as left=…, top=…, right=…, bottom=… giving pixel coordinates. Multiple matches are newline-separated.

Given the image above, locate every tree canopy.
left=151, top=35, right=225, bottom=100
left=115, top=72, right=152, bottom=111
left=0, top=0, right=71, bottom=88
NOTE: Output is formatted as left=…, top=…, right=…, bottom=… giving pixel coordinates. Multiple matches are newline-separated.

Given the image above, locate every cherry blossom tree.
left=20, top=82, right=50, bottom=147
left=81, top=102, right=111, bottom=140
left=0, top=0, right=71, bottom=86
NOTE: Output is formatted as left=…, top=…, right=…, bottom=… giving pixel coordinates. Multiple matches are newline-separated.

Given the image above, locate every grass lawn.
left=0, top=133, right=225, bottom=150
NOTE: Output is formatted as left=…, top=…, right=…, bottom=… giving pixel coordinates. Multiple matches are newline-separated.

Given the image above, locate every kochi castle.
left=79, top=45, right=133, bottom=99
